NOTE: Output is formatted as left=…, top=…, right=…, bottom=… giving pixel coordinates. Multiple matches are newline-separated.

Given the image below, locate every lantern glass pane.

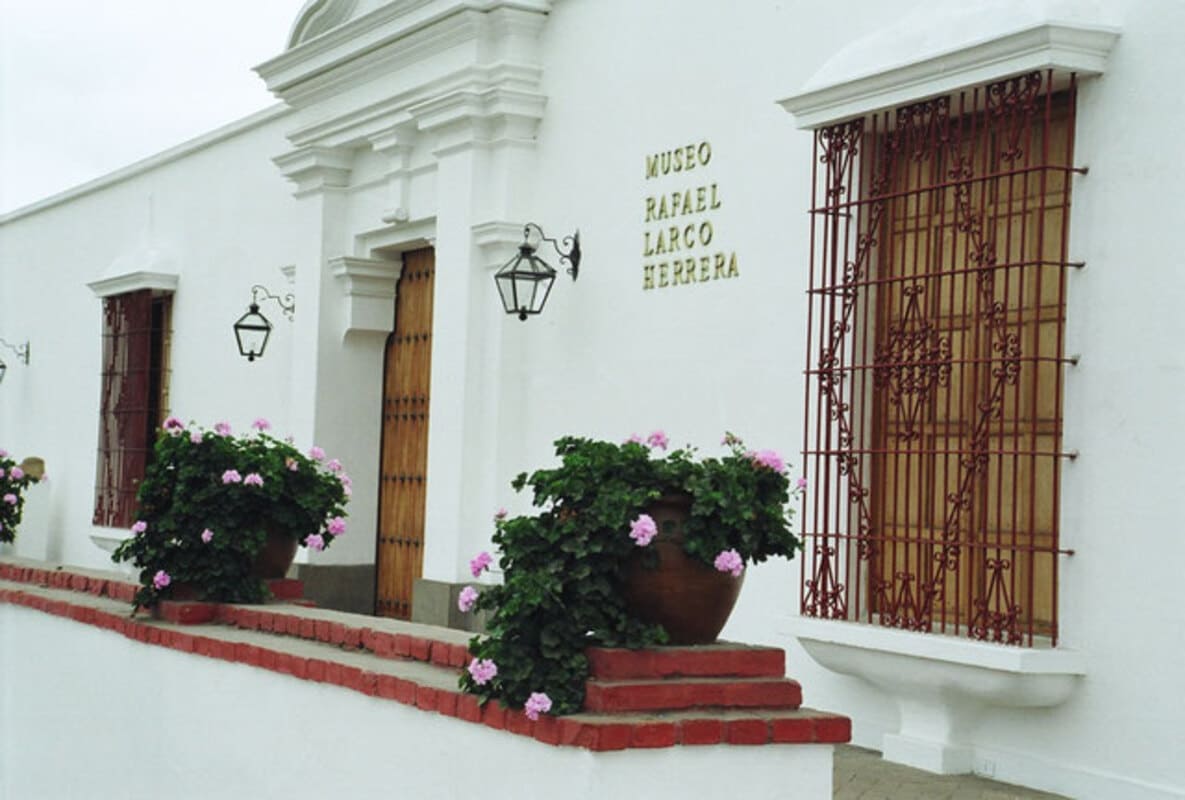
left=233, top=309, right=272, bottom=360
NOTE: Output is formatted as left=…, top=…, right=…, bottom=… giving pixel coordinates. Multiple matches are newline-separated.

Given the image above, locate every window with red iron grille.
left=799, top=70, right=1081, bottom=647
left=93, top=290, right=171, bottom=528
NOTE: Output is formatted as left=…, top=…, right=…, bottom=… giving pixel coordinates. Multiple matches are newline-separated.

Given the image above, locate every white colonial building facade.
left=2, top=1, right=1183, bottom=798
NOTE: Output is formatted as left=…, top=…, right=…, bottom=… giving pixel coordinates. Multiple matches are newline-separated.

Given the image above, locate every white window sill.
left=784, top=615, right=1084, bottom=774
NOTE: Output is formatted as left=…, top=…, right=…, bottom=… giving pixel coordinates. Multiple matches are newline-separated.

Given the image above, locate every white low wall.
left=0, top=605, right=832, bottom=800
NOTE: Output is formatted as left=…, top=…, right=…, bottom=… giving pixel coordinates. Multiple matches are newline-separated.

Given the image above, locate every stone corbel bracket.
left=330, top=255, right=403, bottom=335
left=274, top=146, right=354, bottom=197
left=472, top=220, right=527, bottom=272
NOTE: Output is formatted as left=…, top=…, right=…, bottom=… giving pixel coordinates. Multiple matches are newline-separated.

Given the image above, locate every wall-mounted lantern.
left=233, top=285, right=295, bottom=362
left=494, top=223, right=581, bottom=321
left=0, top=338, right=30, bottom=384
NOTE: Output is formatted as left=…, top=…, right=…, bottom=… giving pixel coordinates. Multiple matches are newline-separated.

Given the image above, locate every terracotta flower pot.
left=620, top=494, right=744, bottom=645
left=252, top=526, right=299, bottom=579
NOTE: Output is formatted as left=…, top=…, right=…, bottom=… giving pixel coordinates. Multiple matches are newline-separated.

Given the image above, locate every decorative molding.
left=370, top=121, right=420, bottom=223
left=259, top=0, right=550, bottom=99
left=330, top=255, right=403, bottom=334
left=287, top=0, right=360, bottom=49
left=87, top=271, right=179, bottom=299
left=472, top=220, right=526, bottom=271
left=779, top=21, right=1121, bottom=130
left=273, top=146, right=355, bottom=196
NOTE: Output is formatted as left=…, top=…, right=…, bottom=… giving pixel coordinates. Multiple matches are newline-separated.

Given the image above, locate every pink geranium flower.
left=163, top=416, right=185, bottom=435
left=748, top=449, right=788, bottom=474
left=339, top=473, right=352, bottom=488
left=494, top=507, right=508, bottom=521
left=190, top=431, right=203, bottom=444
left=200, top=528, right=214, bottom=543
left=795, top=477, right=808, bottom=491
left=629, top=514, right=658, bottom=547
left=152, top=570, right=171, bottom=590
left=2, top=494, right=16, bottom=505
left=131, top=520, right=147, bottom=534
left=308, top=446, right=325, bottom=461
left=327, top=459, right=343, bottom=473
left=458, top=586, right=479, bottom=613
left=252, top=418, right=271, bottom=431
left=624, top=433, right=644, bottom=444
left=214, top=421, right=232, bottom=436
left=714, top=549, right=744, bottom=577
left=306, top=533, right=326, bottom=551
left=243, top=473, right=264, bottom=487
left=10, top=467, right=23, bottom=480
left=327, top=516, right=347, bottom=535
left=646, top=430, right=669, bottom=451
left=469, top=550, right=493, bottom=578
left=524, top=692, right=552, bottom=721
left=0, top=449, right=7, bottom=458
left=222, top=469, right=242, bottom=484
left=467, top=658, right=498, bottom=686
left=285, top=457, right=299, bottom=472
left=0, top=468, right=6, bottom=478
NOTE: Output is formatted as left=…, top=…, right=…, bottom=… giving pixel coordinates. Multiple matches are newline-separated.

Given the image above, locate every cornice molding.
left=473, top=220, right=525, bottom=271
left=87, top=271, right=179, bottom=299
left=260, top=0, right=551, bottom=99
left=273, top=146, right=355, bottom=196
left=330, top=255, right=403, bottom=334
left=779, top=21, right=1121, bottom=130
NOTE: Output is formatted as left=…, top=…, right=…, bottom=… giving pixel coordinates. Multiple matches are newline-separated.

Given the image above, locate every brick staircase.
left=0, top=556, right=850, bottom=751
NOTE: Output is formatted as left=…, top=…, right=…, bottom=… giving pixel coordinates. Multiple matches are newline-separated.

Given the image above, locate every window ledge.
left=87, top=269, right=179, bottom=298
left=785, top=616, right=1084, bottom=774
left=779, top=16, right=1120, bottom=130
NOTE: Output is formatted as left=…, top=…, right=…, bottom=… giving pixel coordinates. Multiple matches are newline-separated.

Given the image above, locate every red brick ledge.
left=0, top=559, right=851, bottom=750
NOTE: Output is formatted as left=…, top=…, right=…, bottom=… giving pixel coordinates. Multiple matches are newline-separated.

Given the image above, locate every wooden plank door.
left=375, top=248, right=435, bottom=619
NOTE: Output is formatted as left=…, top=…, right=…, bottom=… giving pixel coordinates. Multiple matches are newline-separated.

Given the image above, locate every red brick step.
left=587, top=643, right=785, bottom=680
left=583, top=676, right=803, bottom=713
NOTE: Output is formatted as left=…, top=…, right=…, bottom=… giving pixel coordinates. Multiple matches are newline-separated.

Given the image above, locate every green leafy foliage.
left=0, top=450, right=41, bottom=544
left=460, top=433, right=800, bottom=715
left=112, top=420, right=349, bottom=608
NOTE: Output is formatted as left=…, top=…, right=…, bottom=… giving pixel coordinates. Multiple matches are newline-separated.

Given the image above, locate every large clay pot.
left=252, top=526, right=299, bottom=579
left=620, top=494, right=744, bottom=645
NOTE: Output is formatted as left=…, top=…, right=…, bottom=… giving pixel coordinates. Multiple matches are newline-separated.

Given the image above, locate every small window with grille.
left=799, top=71, right=1080, bottom=646
left=93, top=289, right=172, bottom=528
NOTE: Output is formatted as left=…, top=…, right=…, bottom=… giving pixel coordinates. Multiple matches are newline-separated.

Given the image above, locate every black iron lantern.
left=233, top=286, right=293, bottom=362
left=494, top=223, right=581, bottom=321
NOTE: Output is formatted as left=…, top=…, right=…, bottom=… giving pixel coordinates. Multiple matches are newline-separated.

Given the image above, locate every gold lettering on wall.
left=641, top=140, right=738, bottom=291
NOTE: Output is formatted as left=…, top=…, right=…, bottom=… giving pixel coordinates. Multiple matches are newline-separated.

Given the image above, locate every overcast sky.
left=0, top=0, right=302, bottom=214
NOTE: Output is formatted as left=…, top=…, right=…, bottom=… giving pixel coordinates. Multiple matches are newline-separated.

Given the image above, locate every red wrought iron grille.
left=93, top=290, right=171, bottom=528
left=799, top=71, right=1082, bottom=646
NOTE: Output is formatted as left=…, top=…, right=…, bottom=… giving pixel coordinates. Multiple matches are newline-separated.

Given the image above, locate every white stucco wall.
left=2, top=1, right=1184, bottom=797
left=0, top=604, right=832, bottom=800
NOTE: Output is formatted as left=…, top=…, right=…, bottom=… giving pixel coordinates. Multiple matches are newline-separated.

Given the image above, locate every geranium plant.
left=0, top=448, right=42, bottom=544
left=112, top=417, right=350, bottom=608
left=458, top=431, right=801, bottom=717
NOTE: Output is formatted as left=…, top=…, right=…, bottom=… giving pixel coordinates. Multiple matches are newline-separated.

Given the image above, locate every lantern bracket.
left=250, top=285, right=296, bottom=321
left=522, top=222, right=581, bottom=280
left=0, top=338, right=30, bottom=366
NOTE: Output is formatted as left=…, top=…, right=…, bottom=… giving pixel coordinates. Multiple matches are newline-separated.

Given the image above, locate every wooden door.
left=375, top=248, right=435, bottom=619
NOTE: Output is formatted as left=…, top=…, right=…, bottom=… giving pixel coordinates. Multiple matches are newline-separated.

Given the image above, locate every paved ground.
left=834, top=746, right=1069, bottom=799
